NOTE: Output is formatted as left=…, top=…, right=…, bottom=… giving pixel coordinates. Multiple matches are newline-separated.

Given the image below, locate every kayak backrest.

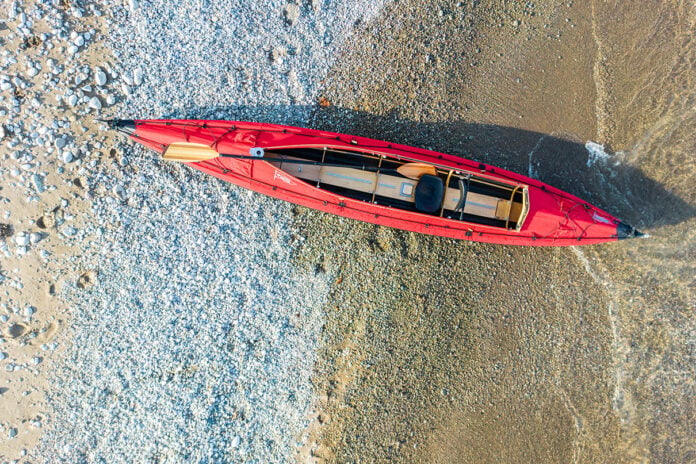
left=415, top=174, right=444, bottom=213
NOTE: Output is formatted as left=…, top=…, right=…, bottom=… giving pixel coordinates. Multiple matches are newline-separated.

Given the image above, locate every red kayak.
left=110, top=119, right=643, bottom=246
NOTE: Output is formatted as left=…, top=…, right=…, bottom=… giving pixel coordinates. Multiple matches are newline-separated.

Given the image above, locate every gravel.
left=47, top=165, right=329, bottom=462
left=109, top=0, right=386, bottom=117
left=34, top=0, right=386, bottom=463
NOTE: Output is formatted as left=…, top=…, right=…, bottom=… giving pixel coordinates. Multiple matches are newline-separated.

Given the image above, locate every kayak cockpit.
left=266, top=147, right=529, bottom=231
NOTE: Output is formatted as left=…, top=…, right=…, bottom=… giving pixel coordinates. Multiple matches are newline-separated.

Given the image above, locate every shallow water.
left=298, top=0, right=695, bottom=462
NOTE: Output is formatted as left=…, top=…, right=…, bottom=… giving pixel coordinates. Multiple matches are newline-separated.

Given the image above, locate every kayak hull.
left=113, top=119, right=641, bottom=246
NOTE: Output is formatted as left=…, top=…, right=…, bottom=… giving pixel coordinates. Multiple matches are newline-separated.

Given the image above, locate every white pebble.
left=88, top=97, right=102, bottom=110
left=95, top=68, right=107, bottom=86
left=15, top=233, right=29, bottom=247
left=62, top=151, right=74, bottom=163
left=133, top=68, right=143, bottom=86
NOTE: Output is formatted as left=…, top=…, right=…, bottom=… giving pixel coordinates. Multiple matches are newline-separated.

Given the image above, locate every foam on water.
left=584, top=141, right=612, bottom=167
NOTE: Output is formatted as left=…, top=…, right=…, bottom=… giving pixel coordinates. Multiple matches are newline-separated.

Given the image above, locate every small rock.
left=8, top=428, right=17, bottom=439
left=62, top=226, right=77, bottom=237
left=231, top=436, right=241, bottom=448
left=7, top=323, right=27, bottom=338
left=133, top=68, right=143, bottom=86
left=32, top=174, right=46, bottom=193
left=95, top=68, right=107, bottom=86
left=0, top=352, right=6, bottom=360
left=62, top=151, right=74, bottom=163
left=88, top=96, right=102, bottom=110
left=29, top=232, right=43, bottom=244
left=113, top=184, right=126, bottom=198
left=15, top=233, right=29, bottom=246
left=23, top=306, right=36, bottom=317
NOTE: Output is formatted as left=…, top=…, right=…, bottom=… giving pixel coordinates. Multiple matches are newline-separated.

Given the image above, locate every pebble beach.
left=1, top=1, right=694, bottom=463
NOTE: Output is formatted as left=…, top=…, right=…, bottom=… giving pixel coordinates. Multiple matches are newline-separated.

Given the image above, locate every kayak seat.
left=415, top=174, right=444, bottom=213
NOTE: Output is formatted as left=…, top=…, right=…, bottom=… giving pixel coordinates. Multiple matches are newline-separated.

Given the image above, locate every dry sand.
left=0, top=2, right=117, bottom=460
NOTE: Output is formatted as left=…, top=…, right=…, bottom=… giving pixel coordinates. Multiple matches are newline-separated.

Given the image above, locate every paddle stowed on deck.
left=161, top=142, right=524, bottom=225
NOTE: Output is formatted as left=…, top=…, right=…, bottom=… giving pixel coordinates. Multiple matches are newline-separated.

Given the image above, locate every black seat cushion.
left=414, top=174, right=444, bottom=213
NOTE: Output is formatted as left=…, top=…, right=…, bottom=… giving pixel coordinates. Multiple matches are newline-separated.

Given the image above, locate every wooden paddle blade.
left=397, top=163, right=437, bottom=179
left=162, top=142, right=219, bottom=162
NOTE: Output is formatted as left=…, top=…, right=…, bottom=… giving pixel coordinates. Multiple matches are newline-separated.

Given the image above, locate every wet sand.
left=297, top=1, right=695, bottom=462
